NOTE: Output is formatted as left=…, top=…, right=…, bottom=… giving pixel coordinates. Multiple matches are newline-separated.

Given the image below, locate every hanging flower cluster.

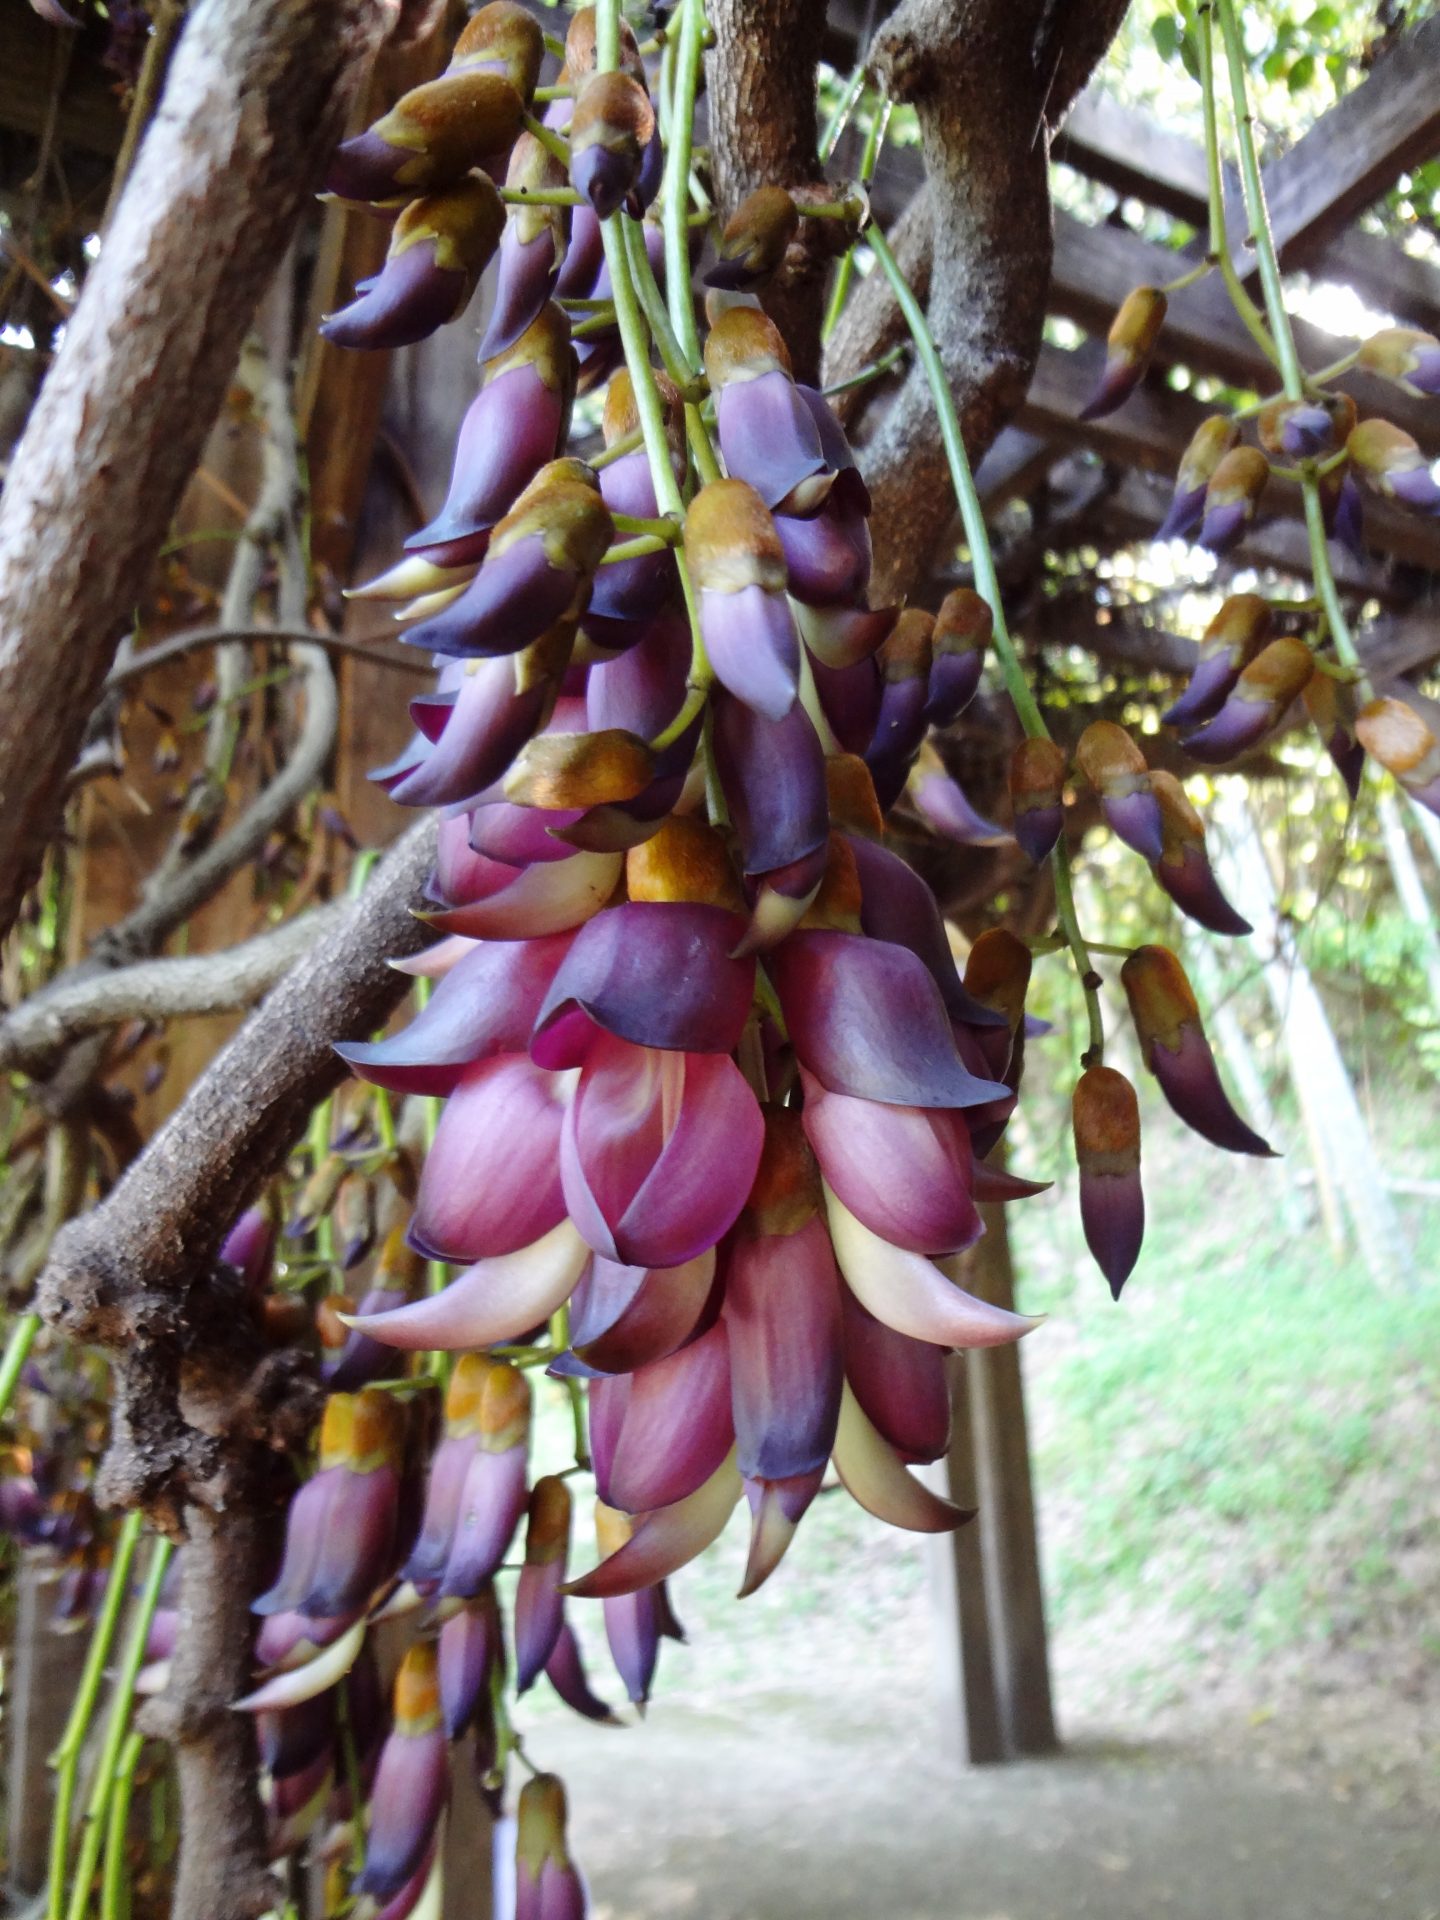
left=221, top=4, right=1304, bottom=1910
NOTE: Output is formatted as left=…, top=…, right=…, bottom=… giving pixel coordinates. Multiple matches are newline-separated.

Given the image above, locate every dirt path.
left=542, top=1695, right=1440, bottom=1920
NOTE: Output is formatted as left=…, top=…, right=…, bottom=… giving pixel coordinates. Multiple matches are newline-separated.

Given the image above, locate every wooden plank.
left=1049, top=210, right=1440, bottom=453
left=926, top=1358, right=1006, bottom=1766
left=1019, top=341, right=1440, bottom=580
left=962, top=1202, right=1058, bottom=1758
left=0, top=11, right=127, bottom=156
left=975, top=428, right=1060, bottom=509
left=1256, top=15, right=1440, bottom=260
left=1055, top=89, right=1440, bottom=330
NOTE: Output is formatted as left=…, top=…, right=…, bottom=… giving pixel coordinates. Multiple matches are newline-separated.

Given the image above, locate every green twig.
left=0, top=1310, right=41, bottom=1423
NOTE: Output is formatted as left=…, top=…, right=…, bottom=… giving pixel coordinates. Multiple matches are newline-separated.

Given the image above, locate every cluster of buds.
left=1086, top=274, right=1440, bottom=812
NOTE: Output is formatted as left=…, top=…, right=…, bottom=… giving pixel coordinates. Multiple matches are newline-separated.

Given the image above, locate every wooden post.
left=6, top=1556, right=88, bottom=1900
left=928, top=1199, right=1058, bottom=1763
left=926, top=1357, right=1003, bottom=1765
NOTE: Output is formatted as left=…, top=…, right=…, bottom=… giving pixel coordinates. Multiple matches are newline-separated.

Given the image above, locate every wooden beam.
left=1049, top=210, right=1440, bottom=453
left=927, top=1360, right=1006, bottom=1766
left=1255, top=15, right=1440, bottom=261
left=1055, top=87, right=1440, bottom=330
left=0, top=11, right=127, bottom=157
left=975, top=427, right=1060, bottom=509
left=1019, top=340, right=1440, bottom=580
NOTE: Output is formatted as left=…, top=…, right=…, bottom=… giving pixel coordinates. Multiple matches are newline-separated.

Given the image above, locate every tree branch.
left=0, top=0, right=390, bottom=947
left=0, top=902, right=348, bottom=1075
left=824, top=0, right=1130, bottom=603
left=704, top=0, right=840, bottom=380
left=106, top=625, right=432, bottom=691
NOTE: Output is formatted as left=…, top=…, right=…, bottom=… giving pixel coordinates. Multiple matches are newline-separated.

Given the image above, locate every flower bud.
left=503, top=728, right=654, bottom=809
left=1149, top=770, right=1250, bottom=936
left=326, top=70, right=526, bottom=204
left=1199, top=445, right=1269, bottom=552
left=1162, top=592, right=1271, bottom=729
left=1073, top=1066, right=1144, bottom=1299
left=1347, top=418, right=1440, bottom=513
left=1301, top=672, right=1364, bottom=800
left=357, top=1642, right=448, bottom=1902
left=1121, top=946, right=1274, bottom=1155
left=450, top=0, right=545, bottom=99
left=1356, top=693, right=1440, bottom=816
left=686, top=479, right=800, bottom=720
left=1257, top=395, right=1348, bottom=461
left=322, top=174, right=505, bottom=351
left=1008, top=736, right=1066, bottom=865
left=516, top=1772, right=586, bottom=1920
left=705, top=186, right=800, bottom=291
left=1075, top=720, right=1163, bottom=862
left=863, top=609, right=933, bottom=810
left=1079, top=286, right=1167, bottom=420
left=1180, top=636, right=1313, bottom=763
left=1157, top=416, right=1239, bottom=541
left=477, top=132, right=571, bottom=361
left=516, top=1476, right=572, bottom=1693
left=625, top=815, right=745, bottom=910
left=923, top=587, right=991, bottom=729
left=704, top=308, right=835, bottom=513
left=1356, top=326, right=1440, bottom=397
left=569, top=70, right=656, bottom=218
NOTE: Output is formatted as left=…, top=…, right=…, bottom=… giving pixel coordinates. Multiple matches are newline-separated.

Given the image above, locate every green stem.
left=821, top=341, right=908, bottom=397
left=822, top=97, right=892, bottom=340
left=501, top=186, right=584, bottom=208
left=49, top=1513, right=145, bottom=1920
left=522, top=112, right=573, bottom=167
left=623, top=214, right=701, bottom=392
left=610, top=511, right=680, bottom=540
left=819, top=63, right=867, bottom=162
left=590, top=424, right=645, bottom=468
left=1214, top=0, right=1365, bottom=682
left=0, top=1310, right=41, bottom=1423
left=1198, top=5, right=1281, bottom=371
left=663, top=0, right=707, bottom=367
left=602, top=533, right=671, bottom=563
left=866, top=220, right=1103, bottom=1054
left=99, top=1730, right=144, bottom=1920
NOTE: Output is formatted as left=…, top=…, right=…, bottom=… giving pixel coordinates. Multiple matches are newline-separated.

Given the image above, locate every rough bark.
left=705, top=0, right=843, bottom=380
left=0, top=0, right=389, bottom=948
left=37, top=814, right=437, bottom=1521
left=824, top=0, right=1131, bottom=602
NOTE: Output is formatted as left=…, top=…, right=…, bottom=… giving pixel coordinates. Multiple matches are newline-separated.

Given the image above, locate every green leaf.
left=1178, top=25, right=1201, bottom=80
left=1152, top=13, right=1181, bottom=61
left=1307, top=4, right=1339, bottom=30
left=1263, top=47, right=1290, bottom=79
left=1288, top=52, right=1316, bottom=92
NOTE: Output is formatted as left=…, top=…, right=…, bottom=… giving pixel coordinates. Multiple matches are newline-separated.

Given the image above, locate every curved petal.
left=769, top=931, right=1010, bottom=1108
left=440, top=1446, right=529, bottom=1597
left=561, top=1041, right=765, bottom=1266
left=700, top=583, right=800, bottom=721
left=411, top=364, right=566, bottom=549
left=403, top=538, right=577, bottom=661
left=544, top=1622, right=622, bottom=1723
left=233, top=1618, right=367, bottom=1712
left=411, top=1056, right=570, bottom=1261
left=846, top=835, right=1005, bottom=1029
left=724, top=1217, right=842, bottom=1482
left=469, top=801, right=586, bottom=866
left=337, top=934, right=574, bottom=1095
left=737, top=1467, right=826, bottom=1597
left=532, top=903, right=754, bottom=1066
left=802, top=1074, right=981, bottom=1257
left=425, top=846, right=623, bottom=941
left=345, top=1221, right=591, bottom=1352
left=390, top=657, right=551, bottom=811
left=832, top=1384, right=970, bottom=1533
left=841, top=1290, right=950, bottom=1464
left=569, top=1249, right=718, bottom=1373
left=825, top=1186, right=1038, bottom=1348
left=358, top=1729, right=449, bottom=1900
left=564, top=1453, right=743, bottom=1598
left=606, top=1323, right=734, bottom=1513
left=715, top=372, right=828, bottom=511
left=712, top=694, right=827, bottom=878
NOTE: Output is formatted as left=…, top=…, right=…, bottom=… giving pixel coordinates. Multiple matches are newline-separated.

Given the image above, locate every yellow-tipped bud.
left=932, top=586, right=992, bottom=658
left=1075, top=719, right=1148, bottom=794
left=1356, top=694, right=1440, bottom=789
left=1073, top=1064, right=1141, bottom=1174
left=684, top=478, right=787, bottom=594
left=450, top=0, right=545, bottom=99
left=393, top=1639, right=443, bottom=1734
left=825, top=754, right=885, bottom=837
left=1174, top=415, right=1240, bottom=496
left=504, top=729, right=654, bottom=809
left=877, top=608, right=934, bottom=683
left=524, top=1475, right=573, bottom=1565
left=1120, top=944, right=1198, bottom=1054
left=702, top=305, right=793, bottom=388
left=963, top=928, right=1032, bottom=1027
left=744, top=1107, right=823, bottom=1237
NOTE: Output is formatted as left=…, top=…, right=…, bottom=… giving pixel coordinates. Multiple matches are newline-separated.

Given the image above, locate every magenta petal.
left=568, top=1250, right=717, bottom=1372
left=441, top=1445, right=530, bottom=1598
left=586, top=610, right=689, bottom=736
left=712, top=692, right=828, bottom=878
left=532, top=902, right=755, bottom=1065
left=477, top=227, right=560, bottom=364
left=827, top=1188, right=1038, bottom=1349
left=405, top=1433, right=479, bottom=1590
left=1101, top=788, right=1165, bottom=863
left=469, top=802, right=586, bottom=867
left=1153, top=845, right=1252, bottom=937
left=301, top=1465, right=400, bottom=1618
left=700, top=583, right=800, bottom=721
left=561, top=1040, right=765, bottom=1266
left=911, top=769, right=1012, bottom=847
left=438, top=1596, right=503, bottom=1737
left=725, top=1218, right=842, bottom=1482
left=587, top=1374, right=631, bottom=1506
left=358, top=1728, right=449, bottom=1900
left=737, top=1467, right=826, bottom=1596
left=800, top=1075, right=982, bottom=1257
left=715, top=371, right=828, bottom=511
left=602, top=1588, right=659, bottom=1707
left=606, top=1323, right=734, bottom=1512
left=775, top=502, right=872, bottom=607
left=321, top=245, right=465, bottom=351
left=1013, top=802, right=1064, bottom=866
left=1162, top=650, right=1241, bottom=730
left=769, top=931, right=1010, bottom=1108
left=841, top=1289, right=950, bottom=1464
left=567, top=1456, right=742, bottom=1598
left=349, top=1222, right=590, bottom=1352
left=251, top=1469, right=336, bottom=1616
left=425, top=836, right=622, bottom=940
left=811, top=655, right=880, bottom=755
left=846, top=835, right=1005, bottom=1030
left=336, top=934, right=573, bottom=1096
left=1080, top=1167, right=1145, bottom=1300
left=545, top=1621, right=622, bottom=1723
left=410, top=363, right=568, bottom=550
left=412, top=1056, right=569, bottom=1261
left=515, top=1559, right=565, bottom=1694
left=1147, top=1028, right=1276, bottom=1156
left=404, top=537, right=578, bottom=660
left=971, top=1159, right=1052, bottom=1203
